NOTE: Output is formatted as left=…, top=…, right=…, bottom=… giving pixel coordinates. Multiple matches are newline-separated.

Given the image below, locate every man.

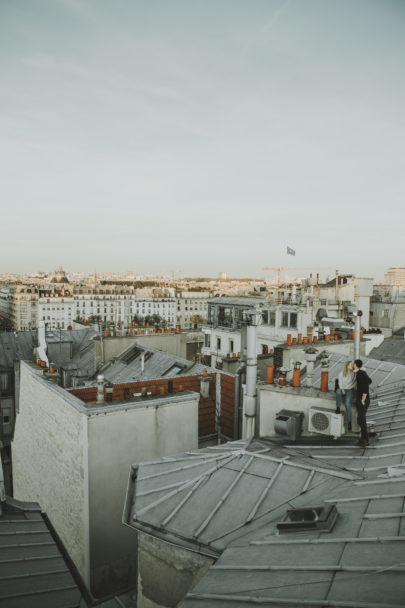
left=353, top=359, right=372, bottom=447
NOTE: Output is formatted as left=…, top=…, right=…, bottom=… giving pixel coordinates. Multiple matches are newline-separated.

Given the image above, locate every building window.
left=281, top=312, right=289, bottom=327
left=204, top=334, right=211, bottom=348
left=290, top=312, right=297, bottom=328
left=229, top=340, right=234, bottom=353
left=216, top=337, right=221, bottom=350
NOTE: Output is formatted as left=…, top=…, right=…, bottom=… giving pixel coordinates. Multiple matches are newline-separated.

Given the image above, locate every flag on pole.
left=287, top=246, right=296, bottom=256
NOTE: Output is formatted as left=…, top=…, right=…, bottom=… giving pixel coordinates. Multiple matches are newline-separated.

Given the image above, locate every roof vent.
left=277, top=504, right=338, bottom=534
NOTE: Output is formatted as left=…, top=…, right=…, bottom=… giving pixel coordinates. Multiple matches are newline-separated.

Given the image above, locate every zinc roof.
left=180, top=381, right=405, bottom=607
left=312, top=351, right=405, bottom=396
left=123, top=439, right=358, bottom=558
left=96, top=343, right=215, bottom=384
left=0, top=497, right=84, bottom=608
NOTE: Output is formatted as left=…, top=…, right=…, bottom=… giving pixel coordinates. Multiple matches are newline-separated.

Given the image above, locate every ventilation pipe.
left=200, top=370, right=211, bottom=398
left=305, top=347, right=317, bottom=388
left=97, top=374, right=105, bottom=402
left=242, top=309, right=261, bottom=439
left=354, top=310, right=362, bottom=360
left=141, top=352, right=145, bottom=375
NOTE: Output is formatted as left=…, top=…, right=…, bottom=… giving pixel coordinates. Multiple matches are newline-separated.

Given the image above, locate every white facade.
left=176, top=291, right=211, bottom=329
left=12, top=362, right=199, bottom=597
left=202, top=299, right=315, bottom=366
left=10, top=286, right=38, bottom=330
left=38, top=295, right=75, bottom=329
left=133, top=297, right=176, bottom=326
left=0, top=284, right=14, bottom=319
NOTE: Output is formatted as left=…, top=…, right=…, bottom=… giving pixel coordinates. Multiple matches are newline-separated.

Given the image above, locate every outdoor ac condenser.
left=308, top=407, right=343, bottom=439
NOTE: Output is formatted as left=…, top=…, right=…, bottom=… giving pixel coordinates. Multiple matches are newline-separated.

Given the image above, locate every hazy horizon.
left=1, top=0, right=404, bottom=280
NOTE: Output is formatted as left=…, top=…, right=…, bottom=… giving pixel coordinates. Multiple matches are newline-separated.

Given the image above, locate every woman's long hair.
left=342, top=361, right=351, bottom=377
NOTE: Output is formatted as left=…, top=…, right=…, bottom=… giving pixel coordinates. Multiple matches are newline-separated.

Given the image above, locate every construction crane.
left=262, top=267, right=330, bottom=286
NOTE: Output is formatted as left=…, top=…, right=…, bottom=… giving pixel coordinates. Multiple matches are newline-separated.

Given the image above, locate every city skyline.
left=1, top=0, right=404, bottom=279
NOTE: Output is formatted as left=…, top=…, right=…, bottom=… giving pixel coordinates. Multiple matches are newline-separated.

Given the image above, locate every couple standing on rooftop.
left=336, top=359, right=372, bottom=447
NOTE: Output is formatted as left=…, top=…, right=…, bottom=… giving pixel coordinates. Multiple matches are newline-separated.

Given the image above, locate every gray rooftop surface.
left=312, top=350, right=405, bottom=396
left=94, top=342, right=217, bottom=384
left=0, top=331, right=36, bottom=369
left=368, top=335, right=405, bottom=366
left=123, top=356, right=405, bottom=607
left=0, top=497, right=85, bottom=608
left=179, top=381, right=405, bottom=607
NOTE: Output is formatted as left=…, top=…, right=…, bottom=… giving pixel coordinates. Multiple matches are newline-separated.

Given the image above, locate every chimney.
left=266, top=365, right=275, bottom=384
left=105, top=382, right=114, bottom=402
left=354, top=310, right=363, bottom=360
left=242, top=310, right=260, bottom=439
left=305, top=347, right=317, bottom=388
left=320, top=355, right=329, bottom=392
left=97, top=374, right=105, bottom=402
left=292, top=361, right=301, bottom=387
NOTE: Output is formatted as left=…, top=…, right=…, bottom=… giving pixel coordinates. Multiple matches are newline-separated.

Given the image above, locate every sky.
left=1, top=0, right=404, bottom=280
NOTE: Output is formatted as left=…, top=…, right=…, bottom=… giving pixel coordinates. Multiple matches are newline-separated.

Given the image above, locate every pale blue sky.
left=1, top=0, right=404, bottom=279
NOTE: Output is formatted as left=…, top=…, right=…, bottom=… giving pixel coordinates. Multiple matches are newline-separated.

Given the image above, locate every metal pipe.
left=96, top=374, right=104, bottom=402
left=233, top=363, right=245, bottom=440
left=243, top=310, right=260, bottom=439
left=354, top=310, right=363, bottom=360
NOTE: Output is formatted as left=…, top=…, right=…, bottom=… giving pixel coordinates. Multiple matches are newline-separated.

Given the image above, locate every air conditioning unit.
left=308, top=407, right=343, bottom=439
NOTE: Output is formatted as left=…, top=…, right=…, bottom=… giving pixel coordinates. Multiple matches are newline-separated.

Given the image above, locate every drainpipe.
left=242, top=310, right=260, bottom=439
left=233, top=362, right=246, bottom=440
left=99, top=323, right=105, bottom=366
left=354, top=310, right=362, bottom=360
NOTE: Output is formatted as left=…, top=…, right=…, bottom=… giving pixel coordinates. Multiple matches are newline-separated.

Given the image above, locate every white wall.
left=258, top=384, right=359, bottom=437
left=12, top=363, right=89, bottom=581
left=12, top=362, right=200, bottom=597
left=87, top=396, right=199, bottom=594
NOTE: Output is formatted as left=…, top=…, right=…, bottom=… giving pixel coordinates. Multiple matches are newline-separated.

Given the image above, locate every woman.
left=335, top=361, right=356, bottom=431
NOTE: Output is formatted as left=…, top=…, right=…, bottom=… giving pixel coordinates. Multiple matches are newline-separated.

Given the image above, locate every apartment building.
left=176, top=291, right=212, bottom=329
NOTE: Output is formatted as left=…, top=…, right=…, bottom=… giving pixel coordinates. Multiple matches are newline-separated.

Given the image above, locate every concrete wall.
left=258, top=384, right=359, bottom=437
left=12, top=363, right=89, bottom=582
left=370, top=301, right=405, bottom=332
left=136, top=532, right=214, bottom=608
left=87, top=395, right=199, bottom=595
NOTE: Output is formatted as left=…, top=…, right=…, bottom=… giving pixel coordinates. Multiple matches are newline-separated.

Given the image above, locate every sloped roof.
left=0, top=497, right=85, bottom=608
left=180, top=382, right=405, bottom=607
left=123, top=439, right=358, bottom=558
left=0, top=331, right=36, bottom=369
left=312, top=351, right=405, bottom=395
left=368, top=336, right=405, bottom=366
left=97, top=343, right=215, bottom=384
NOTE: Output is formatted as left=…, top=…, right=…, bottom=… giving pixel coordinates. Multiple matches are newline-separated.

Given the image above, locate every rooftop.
left=0, top=496, right=85, bottom=608
left=124, top=360, right=405, bottom=607
left=94, top=342, right=215, bottom=385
